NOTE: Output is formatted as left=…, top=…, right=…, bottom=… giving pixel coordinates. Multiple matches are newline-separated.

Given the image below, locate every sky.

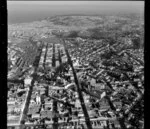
left=7, top=1, right=144, bottom=24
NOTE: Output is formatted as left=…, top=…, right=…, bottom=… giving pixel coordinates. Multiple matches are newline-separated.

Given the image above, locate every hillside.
left=8, top=15, right=144, bottom=48
left=46, top=15, right=104, bottom=27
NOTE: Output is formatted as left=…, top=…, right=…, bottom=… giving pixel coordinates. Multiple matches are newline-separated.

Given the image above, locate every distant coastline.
left=8, top=1, right=144, bottom=24
left=8, top=12, right=144, bottom=26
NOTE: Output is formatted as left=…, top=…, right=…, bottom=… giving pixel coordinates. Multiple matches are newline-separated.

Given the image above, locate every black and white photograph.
left=7, top=1, right=144, bottom=129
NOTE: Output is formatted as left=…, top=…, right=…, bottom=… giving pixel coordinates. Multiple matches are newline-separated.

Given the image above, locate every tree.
left=63, top=30, right=79, bottom=38
left=58, top=48, right=62, bottom=65
left=52, top=43, right=56, bottom=67
left=43, top=43, right=49, bottom=69
left=132, top=35, right=141, bottom=49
